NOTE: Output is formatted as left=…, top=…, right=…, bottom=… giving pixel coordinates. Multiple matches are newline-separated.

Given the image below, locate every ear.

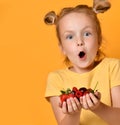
left=59, top=44, right=66, bottom=55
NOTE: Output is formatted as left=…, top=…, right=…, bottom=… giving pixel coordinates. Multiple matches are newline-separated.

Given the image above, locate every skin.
left=49, top=12, right=120, bottom=125
left=59, top=12, right=99, bottom=73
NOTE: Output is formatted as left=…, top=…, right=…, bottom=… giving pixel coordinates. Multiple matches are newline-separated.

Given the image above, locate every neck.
left=70, top=62, right=96, bottom=74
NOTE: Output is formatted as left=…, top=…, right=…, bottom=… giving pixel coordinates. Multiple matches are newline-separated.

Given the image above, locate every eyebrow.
left=82, top=26, right=93, bottom=30
left=62, top=26, right=93, bottom=35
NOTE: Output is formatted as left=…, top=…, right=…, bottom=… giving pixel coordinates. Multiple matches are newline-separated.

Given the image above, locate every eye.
left=83, top=32, right=92, bottom=37
left=66, top=35, right=73, bottom=40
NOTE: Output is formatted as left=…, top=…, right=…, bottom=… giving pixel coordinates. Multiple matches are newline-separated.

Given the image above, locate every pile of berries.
left=60, top=85, right=98, bottom=104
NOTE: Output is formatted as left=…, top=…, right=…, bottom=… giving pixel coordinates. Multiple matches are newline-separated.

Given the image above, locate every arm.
left=93, top=85, right=120, bottom=125
left=81, top=85, right=120, bottom=125
left=49, top=96, right=81, bottom=125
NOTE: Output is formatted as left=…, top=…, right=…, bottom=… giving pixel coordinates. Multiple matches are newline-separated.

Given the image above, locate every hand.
left=59, top=97, right=82, bottom=114
left=80, top=91, right=101, bottom=110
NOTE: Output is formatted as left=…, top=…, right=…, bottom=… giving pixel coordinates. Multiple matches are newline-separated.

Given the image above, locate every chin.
left=78, top=60, right=95, bottom=69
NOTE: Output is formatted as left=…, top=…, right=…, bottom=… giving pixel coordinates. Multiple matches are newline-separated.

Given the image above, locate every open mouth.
left=78, top=51, right=85, bottom=58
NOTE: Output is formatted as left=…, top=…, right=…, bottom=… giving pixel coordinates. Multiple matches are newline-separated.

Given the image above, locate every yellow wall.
left=0, top=0, right=120, bottom=125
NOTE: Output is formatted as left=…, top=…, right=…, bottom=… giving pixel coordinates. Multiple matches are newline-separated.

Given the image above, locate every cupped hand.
left=60, top=97, right=82, bottom=114
left=80, top=91, right=101, bottom=110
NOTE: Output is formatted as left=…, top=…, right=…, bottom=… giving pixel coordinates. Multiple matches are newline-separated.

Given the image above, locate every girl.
left=44, top=1, right=120, bottom=125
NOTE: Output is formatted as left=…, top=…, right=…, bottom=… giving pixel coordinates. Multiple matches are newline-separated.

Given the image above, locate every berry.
left=83, top=90, right=90, bottom=95
left=75, top=90, right=83, bottom=99
left=87, top=88, right=94, bottom=94
left=60, top=82, right=99, bottom=104
left=60, top=94, right=69, bottom=103
left=60, top=88, right=74, bottom=104
left=68, top=93, right=75, bottom=98
left=79, top=87, right=87, bottom=94
left=72, top=87, right=78, bottom=92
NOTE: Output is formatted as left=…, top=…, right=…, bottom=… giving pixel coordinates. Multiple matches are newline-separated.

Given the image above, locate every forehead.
left=60, top=12, right=94, bottom=23
left=58, top=12, right=96, bottom=30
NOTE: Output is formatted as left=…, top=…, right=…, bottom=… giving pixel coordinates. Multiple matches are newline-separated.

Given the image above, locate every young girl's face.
left=59, top=12, right=99, bottom=72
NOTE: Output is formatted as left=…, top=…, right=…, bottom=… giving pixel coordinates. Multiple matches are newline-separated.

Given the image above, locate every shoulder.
left=47, top=68, right=68, bottom=80
left=48, top=68, right=68, bottom=76
left=103, top=57, right=120, bottom=66
left=103, top=58, right=120, bottom=76
left=96, top=57, right=120, bottom=73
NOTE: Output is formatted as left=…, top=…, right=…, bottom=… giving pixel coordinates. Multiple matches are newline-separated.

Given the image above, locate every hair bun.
left=44, top=11, right=57, bottom=25
left=93, top=0, right=111, bottom=13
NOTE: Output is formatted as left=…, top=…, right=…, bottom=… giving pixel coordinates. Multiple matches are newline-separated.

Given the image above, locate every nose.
left=76, top=38, right=84, bottom=46
left=77, top=42, right=83, bottom=46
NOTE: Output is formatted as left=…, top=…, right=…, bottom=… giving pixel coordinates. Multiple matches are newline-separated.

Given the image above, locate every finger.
left=69, top=97, right=78, bottom=111
left=66, top=98, right=74, bottom=113
left=94, top=91, right=101, bottom=100
left=74, top=97, right=81, bottom=110
left=89, top=93, right=99, bottom=105
left=80, top=97, right=83, bottom=105
left=82, top=95, right=89, bottom=109
left=59, top=101, right=62, bottom=108
left=62, top=101, right=67, bottom=114
left=89, top=93, right=101, bottom=110
left=86, top=94, right=94, bottom=108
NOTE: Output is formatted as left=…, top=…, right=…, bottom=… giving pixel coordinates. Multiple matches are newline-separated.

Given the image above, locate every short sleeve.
left=110, top=59, right=120, bottom=88
left=45, top=72, right=63, bottom=98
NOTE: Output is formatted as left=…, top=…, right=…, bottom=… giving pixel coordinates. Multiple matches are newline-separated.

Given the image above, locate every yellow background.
left=0, top=0, right=120, bottom=125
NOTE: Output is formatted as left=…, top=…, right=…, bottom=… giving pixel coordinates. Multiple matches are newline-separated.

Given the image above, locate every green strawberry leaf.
left=60, top=89, right=66, bottom=94
left=66, top=88, right=72, bottom=94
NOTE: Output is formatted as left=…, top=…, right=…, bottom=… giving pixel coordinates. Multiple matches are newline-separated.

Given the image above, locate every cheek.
left=61, top=46, right=72, bottom=56
left=59, top=44, right=70, bottom=55
left=92, top=43, right=99, bottom=55
left=60, top=42, right=76, bottom=55
left=59, top=44, right=66, bottom=55
left=87, top=40, right=99, bottom=53
left=95, top=41, right=99, bottom=51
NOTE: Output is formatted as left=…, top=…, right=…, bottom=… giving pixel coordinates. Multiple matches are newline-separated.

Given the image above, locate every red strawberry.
left=68, top=93, right=75, bottom=98
left=60, top=94, right=69, bottom=103
left=60, top=88, right=73, bottom=104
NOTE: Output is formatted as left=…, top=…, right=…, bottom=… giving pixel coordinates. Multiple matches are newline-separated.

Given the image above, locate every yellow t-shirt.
left=45, top=57, right=120, bottom=125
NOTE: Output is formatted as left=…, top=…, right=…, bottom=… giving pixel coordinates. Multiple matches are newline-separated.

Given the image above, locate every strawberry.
left=60, top=88, right=74, bottom=104
left=60, top=94, right=69, bottom=103
left=68, top=93, right=75, bottom=98
left=60, top=82, right=99, bottom=104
